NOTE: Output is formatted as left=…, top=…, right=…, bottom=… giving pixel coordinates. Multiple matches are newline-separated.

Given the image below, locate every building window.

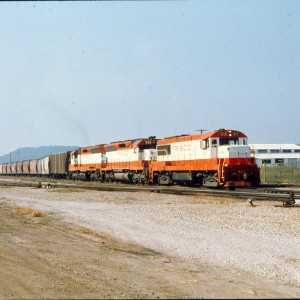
left=288, top=159, right=297, bottom=167
left=270, top=149, right=280, bottom=153
left=275, top=158, right=284, bottom=164
left=295, top=149, right=300, bottom=153
left=262, top=159, right=271, bottom=164
left=283, top=150, right=291, bottom=153
left=258, top=149, right=268, bottom=153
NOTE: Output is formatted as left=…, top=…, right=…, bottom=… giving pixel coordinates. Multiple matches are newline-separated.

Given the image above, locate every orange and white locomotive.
left=68, top=129, right=260, bottom=188
left=100, top=137, right=157, bottom=183
left=151, top=129, right=260, bottom=188
left=69, top=137, right=157, bottom=183
left=69, top=144, right=106, bottom=180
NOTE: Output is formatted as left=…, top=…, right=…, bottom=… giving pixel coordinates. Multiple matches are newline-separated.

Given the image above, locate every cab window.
left=211, top=139, right=218, bottom=147
left=220, top=138, right=239, bottom=146
left=201, top=138, right=209, bottom=149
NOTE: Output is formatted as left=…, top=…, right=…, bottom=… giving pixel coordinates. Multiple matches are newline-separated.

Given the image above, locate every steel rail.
left=0, top=178, right=299, bottom=207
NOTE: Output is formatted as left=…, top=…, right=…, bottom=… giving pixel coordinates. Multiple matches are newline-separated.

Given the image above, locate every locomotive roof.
left=70, top=144, right=105, bottom=155
left=105, top=136, right=156, bottom=149
left=158, top=129, right=247, bottom=144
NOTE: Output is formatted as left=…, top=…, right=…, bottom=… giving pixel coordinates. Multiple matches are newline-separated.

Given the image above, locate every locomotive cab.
left=200, top=132, right=259, bottom=187
left=203, top=136, right=251, bottom=161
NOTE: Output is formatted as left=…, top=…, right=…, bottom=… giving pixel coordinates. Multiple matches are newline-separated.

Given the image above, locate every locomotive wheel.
left=202, top=175, right=218, bottom=187
left=158, top=175, right=171, bottom=185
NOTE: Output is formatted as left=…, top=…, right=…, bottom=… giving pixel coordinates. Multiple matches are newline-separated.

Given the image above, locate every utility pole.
left=196, top=129, right=207, bottom=134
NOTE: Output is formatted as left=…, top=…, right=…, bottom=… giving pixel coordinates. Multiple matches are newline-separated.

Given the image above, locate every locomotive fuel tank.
left=113, top=171, right=133, bottom=182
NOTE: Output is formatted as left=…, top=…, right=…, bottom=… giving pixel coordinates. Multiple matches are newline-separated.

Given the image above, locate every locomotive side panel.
left=156, top=139, right=219, bottom=170
left=105, top=148, right=140, bottom=170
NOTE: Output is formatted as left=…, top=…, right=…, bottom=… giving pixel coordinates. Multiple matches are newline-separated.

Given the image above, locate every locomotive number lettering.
left=171, top=143, right=192, bottom=153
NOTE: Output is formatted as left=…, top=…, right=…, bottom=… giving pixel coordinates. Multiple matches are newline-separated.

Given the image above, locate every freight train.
left=0, top=129, right=260, bottom=188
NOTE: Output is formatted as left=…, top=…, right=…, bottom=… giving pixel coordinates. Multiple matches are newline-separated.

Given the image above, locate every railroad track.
left=0, top=177, right=299, bottom=207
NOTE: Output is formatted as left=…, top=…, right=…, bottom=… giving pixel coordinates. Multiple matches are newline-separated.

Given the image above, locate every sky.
left=0, top=1, right=299, bottom=155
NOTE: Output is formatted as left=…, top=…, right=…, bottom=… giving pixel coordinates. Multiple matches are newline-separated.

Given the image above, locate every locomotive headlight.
left=243, top=172, right=247, bottom=179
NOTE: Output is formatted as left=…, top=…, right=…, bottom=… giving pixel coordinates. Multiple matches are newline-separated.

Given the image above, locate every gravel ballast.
left=2, top=186, right=300, bottom=293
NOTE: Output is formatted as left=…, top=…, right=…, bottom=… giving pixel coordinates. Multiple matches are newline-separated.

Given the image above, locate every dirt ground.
left=0, top=187, right=300, bottom=299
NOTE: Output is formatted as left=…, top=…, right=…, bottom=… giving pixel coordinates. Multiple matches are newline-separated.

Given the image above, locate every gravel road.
left=1, top=185, right=300, bottom=298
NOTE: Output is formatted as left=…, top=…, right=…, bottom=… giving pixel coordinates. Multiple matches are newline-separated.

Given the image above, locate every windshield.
left=219, top=138, right=239, bottom=146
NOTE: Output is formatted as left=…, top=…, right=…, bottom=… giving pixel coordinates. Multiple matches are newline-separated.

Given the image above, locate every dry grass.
left=75, top=227, right=94, bottom=235
left=0, top=185, right=13, bottom=188
left=16, top=207, right=43, bottom=217
left=32, top=210, right=42, bottom=217
left=16, top=207, right=33, bottom=215
left=48, top=188, right=85, bottom=193
left=242, top=289, right=260, bottom=296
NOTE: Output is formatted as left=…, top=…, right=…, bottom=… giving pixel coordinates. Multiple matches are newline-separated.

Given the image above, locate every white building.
left=249, top=144, right=300, bottom=167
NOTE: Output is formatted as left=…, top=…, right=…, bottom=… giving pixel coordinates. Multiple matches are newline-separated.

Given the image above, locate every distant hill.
left=0, top=146, right=78, bottom=163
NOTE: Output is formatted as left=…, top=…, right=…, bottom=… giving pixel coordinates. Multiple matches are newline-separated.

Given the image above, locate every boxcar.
left=49, top=151, right=70, bottom=178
